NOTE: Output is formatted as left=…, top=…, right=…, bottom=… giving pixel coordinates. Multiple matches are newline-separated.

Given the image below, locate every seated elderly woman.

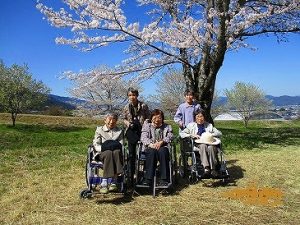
left=180, top=109, right=222, bottom=177
left=93, top=112, right=123, bottom=194
left=140, top=109, right=173, bottom=186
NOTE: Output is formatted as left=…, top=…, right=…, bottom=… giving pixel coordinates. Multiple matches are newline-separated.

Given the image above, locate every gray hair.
left=106, top=112, right=118, bottom=120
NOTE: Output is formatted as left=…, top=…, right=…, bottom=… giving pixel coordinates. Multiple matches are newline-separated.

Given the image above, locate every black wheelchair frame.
left=133, top=141, right=177, bottom=197
left=79, top=143, right=130, bottom=199
left=178, top=137, right=229, bottom=184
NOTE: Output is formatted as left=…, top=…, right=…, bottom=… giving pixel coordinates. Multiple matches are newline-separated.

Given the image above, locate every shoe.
left=108, top=183, right=118, bottom=192
left=204, top=167, right=210, bottom=175
left=211, top=170, right=219, bottom=178
left=142, top=179, right=152, bottom=186
left=158, top=179, right=169, bottom=186
left=100, top=186, right=109, bottom=194
left=203, top=167, right=211, bottom=178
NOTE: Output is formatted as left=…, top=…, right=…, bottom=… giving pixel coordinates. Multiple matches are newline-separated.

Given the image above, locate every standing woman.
left=123, top=87, right=150, bottom=183
left=140, top=109, right=173, bottom=186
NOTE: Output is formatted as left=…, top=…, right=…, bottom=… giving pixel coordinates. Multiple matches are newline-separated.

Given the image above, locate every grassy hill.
left=0, top=113, right=299, bottom=225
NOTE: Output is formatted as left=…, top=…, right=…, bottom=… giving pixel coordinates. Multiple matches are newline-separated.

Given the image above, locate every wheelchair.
left=178, top=137, right=229, bottom=184
left=79, top=142, right=130, bottom=199
left=133, top=141, right=177, bottom=197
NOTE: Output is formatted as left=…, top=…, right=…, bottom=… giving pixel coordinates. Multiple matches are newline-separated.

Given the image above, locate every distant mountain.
left=214, top=95, right=300, bottom=107
left=45, top=94, right=85, bottom=110
left=266, top=95, right=300, bottom=106
left=46, top=94, right=300, bottom=110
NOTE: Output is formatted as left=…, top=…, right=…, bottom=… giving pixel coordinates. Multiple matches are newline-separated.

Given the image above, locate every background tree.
left=0, top=61, right=50, bottom=126
left=64, top=65, right=141, bottom=116
left=38, top=0, right=300, bottom=122
left=149, top=68, right=186, bottom=118
left=224, top=81, right=272, bottom=127
left=149, top=68, right=225, bottom=119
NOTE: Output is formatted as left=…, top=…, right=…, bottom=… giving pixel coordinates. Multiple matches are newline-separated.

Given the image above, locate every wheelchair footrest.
left=88, top=177, right=114, bottom=185
left=90, top=161, right=103, bottom=168
left=135, top=184, right=151, bottom=188
left=89, top=177, right=102, bottom=184
left=155, top=183, right=171, bottom=188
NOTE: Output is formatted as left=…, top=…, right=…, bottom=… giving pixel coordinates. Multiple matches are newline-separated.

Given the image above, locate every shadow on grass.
left=127, top=179, right=190, bottom=198
left=221, top=127, right=300, bottom=151
left=201, top=159, right=245, bottom=188
left=95, top=193, right=134, bottom=205
left=225, top=159, right=245, bottom=186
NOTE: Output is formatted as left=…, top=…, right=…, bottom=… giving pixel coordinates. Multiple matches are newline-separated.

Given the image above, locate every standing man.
left=174, top=89, right=201, bottom=130
left=123, top=87, right=150, bottom=185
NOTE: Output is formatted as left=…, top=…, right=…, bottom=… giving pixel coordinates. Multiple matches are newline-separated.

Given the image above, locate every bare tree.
left=0, top=61, right=50, bottom=126
left=150, top=68, right=225, bottom=119
left=149, top=68, right=186, bottom=118
left=37, top=0, right=300, bottom=122
left=64, top=65, right=140, bottom=116
left=224, top=81, right=272, bottom=127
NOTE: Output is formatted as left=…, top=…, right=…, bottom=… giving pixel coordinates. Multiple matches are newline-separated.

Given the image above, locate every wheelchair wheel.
left=85, top=155, right=90, bottom=185
left=85, top=156, right=97, bottom=191
left=178, top=155, right=186, bottom=178
left=79, top=188, right=92, bottom=199
left=188, top=172, right=198, bottom=184
left=171, top=143, right=178, bottom=184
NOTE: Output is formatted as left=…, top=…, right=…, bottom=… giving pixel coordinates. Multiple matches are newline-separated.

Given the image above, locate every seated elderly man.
left=180, top=109, right=222, bottom=177
left=93, top=112, right=124, bottom=194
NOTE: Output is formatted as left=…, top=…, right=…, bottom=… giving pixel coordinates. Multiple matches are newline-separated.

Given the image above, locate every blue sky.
left=1, top=0, right=300, bottom=98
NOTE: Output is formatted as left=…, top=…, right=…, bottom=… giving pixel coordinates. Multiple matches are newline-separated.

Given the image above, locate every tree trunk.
left=11, top=112, right=17, bottom=126
left=244, top=116, right=249, bottom=128
left=182, top=0, right=228, bottom=124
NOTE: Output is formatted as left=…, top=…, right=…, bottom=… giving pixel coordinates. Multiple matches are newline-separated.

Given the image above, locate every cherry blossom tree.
left=37, top=0, right=300, bottom=122
left=64, top=65, right=140, bottom=115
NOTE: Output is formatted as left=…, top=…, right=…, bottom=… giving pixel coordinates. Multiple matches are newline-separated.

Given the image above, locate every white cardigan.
left=179, top=122, right=222, bottom=138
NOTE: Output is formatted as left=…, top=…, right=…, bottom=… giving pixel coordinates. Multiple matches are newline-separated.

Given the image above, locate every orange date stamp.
left=221, top=181, right=284, bottom=207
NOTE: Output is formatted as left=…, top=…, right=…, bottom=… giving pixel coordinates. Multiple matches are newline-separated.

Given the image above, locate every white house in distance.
left=214, top=112, right=242, bottom=121
left=214, top=111, right=285, bottom=121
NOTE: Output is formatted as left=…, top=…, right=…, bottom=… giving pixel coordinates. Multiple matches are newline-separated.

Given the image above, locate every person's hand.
left=124, top=120, right=130, bottom=127
left=191, top=134, right=201, bottom=139
left=154, top=141, right=161, bottom=149
left=150, top=141, right=163, bottom=150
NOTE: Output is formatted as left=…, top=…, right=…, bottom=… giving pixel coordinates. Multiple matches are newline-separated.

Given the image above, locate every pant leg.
left=128, top=142, right=137, bottom=180
left=207, top=145, right=218, bottom=170
left=112, top=149, right=123, bottom=175
left=145, top=148, right=157, bottom=180
left=197, top=144, right=210, bottom=168
left=157, top=146, right=170, bottom=180
left=100, top=150, right=114, bottom=178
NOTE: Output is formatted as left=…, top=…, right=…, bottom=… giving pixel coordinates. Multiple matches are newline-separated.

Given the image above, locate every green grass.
left=0, top=123, right=94, bottom=151
left=0, top=114, right=299, bottom=224
left=215, top=120, right=300, bottom=153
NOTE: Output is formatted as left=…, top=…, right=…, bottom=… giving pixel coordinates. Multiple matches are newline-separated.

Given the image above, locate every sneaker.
left=108, top=183, right=118, bottom=192
left=100, top=186, right=109, bottom=194
left=211, top=170, right=219, bottom=178
left=204, top=167, right=210, bottom=175
left=142, top=179, right=152, bottom=186
left=158, top=179, right=169, bottom=186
